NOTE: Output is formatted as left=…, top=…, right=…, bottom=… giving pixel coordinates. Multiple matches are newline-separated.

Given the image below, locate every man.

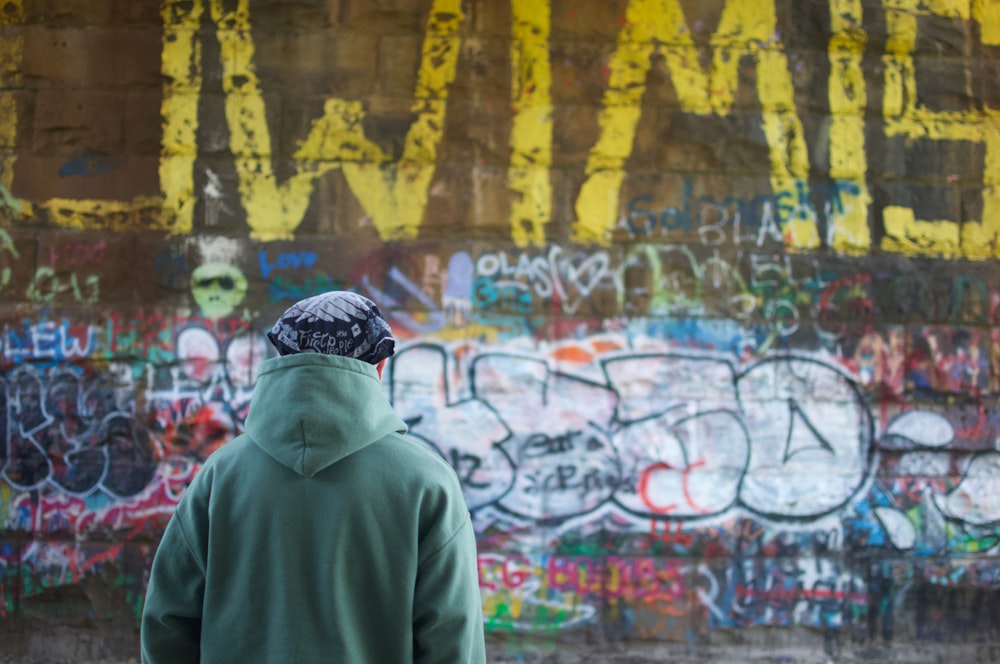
left=141, top=291, right=486, bottom=663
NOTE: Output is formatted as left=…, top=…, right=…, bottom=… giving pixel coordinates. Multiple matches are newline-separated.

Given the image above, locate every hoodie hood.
left=243, top=353, right=407, bottom=477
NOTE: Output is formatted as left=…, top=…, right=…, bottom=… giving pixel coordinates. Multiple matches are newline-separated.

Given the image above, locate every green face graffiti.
left=190, top=263, right=248, bottom=318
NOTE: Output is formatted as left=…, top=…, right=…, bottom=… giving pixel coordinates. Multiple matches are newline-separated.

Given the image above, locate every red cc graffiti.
left=637, top=460, right=709, bottom=515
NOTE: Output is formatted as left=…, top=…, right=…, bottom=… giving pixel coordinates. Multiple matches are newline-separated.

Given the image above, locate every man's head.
left=266, top=291, right=395, bottom=376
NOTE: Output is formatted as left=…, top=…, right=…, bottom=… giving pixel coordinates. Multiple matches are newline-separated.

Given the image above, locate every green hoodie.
left=141, top=353, right=486, bottom=663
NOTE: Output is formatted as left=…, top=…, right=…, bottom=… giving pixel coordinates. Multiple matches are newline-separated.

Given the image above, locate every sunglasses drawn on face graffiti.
left=190, top=263, right=249, bottom=318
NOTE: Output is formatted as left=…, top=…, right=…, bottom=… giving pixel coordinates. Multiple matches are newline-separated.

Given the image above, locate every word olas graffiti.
left=0, top=0, right=999, bottom=257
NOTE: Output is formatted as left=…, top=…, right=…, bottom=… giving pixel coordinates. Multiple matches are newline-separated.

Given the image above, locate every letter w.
left=195, top=0, right=464, bottom=240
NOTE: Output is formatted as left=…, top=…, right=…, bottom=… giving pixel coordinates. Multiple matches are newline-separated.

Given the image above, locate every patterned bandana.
left=266, top=291, right=396, bottom=364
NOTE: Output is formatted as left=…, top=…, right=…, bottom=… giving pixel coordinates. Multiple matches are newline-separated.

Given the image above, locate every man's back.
left=141, top=353, right=485, bottom=663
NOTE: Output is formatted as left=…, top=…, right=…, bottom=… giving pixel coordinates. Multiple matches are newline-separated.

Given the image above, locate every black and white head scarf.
left=266, top=291, right=396, bottom=364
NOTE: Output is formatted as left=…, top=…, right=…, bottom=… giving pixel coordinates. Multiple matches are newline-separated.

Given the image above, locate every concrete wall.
left=1, top=0, right=1000, bottom=661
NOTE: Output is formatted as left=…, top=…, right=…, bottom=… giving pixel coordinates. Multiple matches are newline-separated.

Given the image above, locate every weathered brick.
left=615, top=172, right=785, bottom=252
left=629, top=106, right=678, bottom=173
left=20, top=25, right=163, bottom=88
left=0, top=91, right=33, bottom=150
left=549, top=39, right=617, bottom=105
left=971, top=59, right=1000, bottom=109
left=108, top=0, right=162, bottom=25
left=422, top=164, right=511, bottom=239
left=40, top=0, right=115, bottom=26
left=11, top=154, right=160, bottom=202
left=253, top=29, right=379, bottom=98
left=134, top=232, right=199, bottom=305
left=960, top=182, right=986, bottom=226
left=914, top=56, right=982, bottom=112
left=0, top=226, right=38, bottom=303
left=31, top=89, right=125, bottom=156
left=195, top=94, right=251, bottom=157
left=242, top=0, right=337, bottom=30
left=451, top=36, right=511, bottom=102
left=35, top=228, right=143, bottom=303
left=787, top=48, right=835, bottom=115
left=613, top=170, right=694, bottom=242
left=439, top=98, right=512, bottom=167
left=550, top=0, right=632, bottom=43
left=467, top=0, right=508, bottom=39
left=780, top=0, right=833, bottom=53
left=340, top=0, right=425, bottom=33
left=306, top=169, right=364, bottom=239
left=549, top=103, right=598, bottom=167
left=123, top=89, right=163, bottom=156
left=914, top=11, right=972, bottom=58
left=878, top=135, right=984, bottom=185
left=0, top=27, right=27, bottom=86
left=673, top=111, right=774, bottom=175
left=377, top=33, right=422, bottom=97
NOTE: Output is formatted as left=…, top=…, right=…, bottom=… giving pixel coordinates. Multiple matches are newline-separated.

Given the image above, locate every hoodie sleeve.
left=140, top=503, right=206, bottom=663
left=412, top=517, right=486, bottom=664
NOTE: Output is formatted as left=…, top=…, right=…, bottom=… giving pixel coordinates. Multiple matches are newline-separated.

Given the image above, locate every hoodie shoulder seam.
left=418, top=516, right=471, bottom=570
left=172, top=509, right=207, bottom=578
left=299, top=419, right=308, bottom=475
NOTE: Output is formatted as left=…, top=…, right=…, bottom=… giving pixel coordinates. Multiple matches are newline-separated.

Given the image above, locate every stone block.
left=330, top=94, right=416, bottom=161
left=310, top=168, right=383, bottom=241
left=241, top=0, right=336, bottom=30
left=972, top=60, right=1000, bottom=110
left=439, top=98, right=512, bottom=167
left=452, top=36, right=510, bottom=102
left=377, top=34, right=422, bottom=97
left=31, top=89, right=126, bottom=156
left=613, top=170, right=695, bottom=241
left=294, top=169, right=345, bottom=240
left=340, top=0, right=425, bottom=33
left=550, top=40, right=618, bottom=106
left=11, top=154, right=160, bottom=202
left=820, top=321, right=895, bottom=389
left=914, top=56, right=981, bottom=112
left=550, top=0, right=633, bottom=43
left=789, top=49, right=838, bottom=115
left=663, top=111, right=773, bottom=175
left=108, top=0, right=162, bottom=25
left=254, top=29, right=378, bottom=98
left=551, top=103, right=599, bottom=167
left=422, top=164, right=512, bottom=240
left=40, top=0, right=115, bottom=26
left=467, top=0, right=509, bottom=39
left=870, top=261, right=943, bottom=324
left=129, top=232, right=196, bottom=306
left=628, top=105, right=675, bottom=173
left=780, top=0, right=833, bottom=52
left=0, top=91, right=34, bottom=151
left=17, top=539, right=142, bottom=627
left=874, top=181, right=962, bottom=229
left=0, top=539, right=23, bottom=615
left=961, top=183, right=987, bottom=229
left=0, top=227, right=38, bottom=304
left=872, top=558, right=1000, bottom=644
left=914, top=13, right=972, bottom=58
left=0, top=29, right=27, bottom=86
left=194, top=95, right=250, bottom=157
left=20, top=25, right=163, bottom=88
left=123, top=90, right=163, bottom=156
left=36, top=228, right=166, bottom=304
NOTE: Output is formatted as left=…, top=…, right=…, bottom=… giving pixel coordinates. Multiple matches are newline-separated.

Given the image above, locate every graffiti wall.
left=1, top=0, right=999, bottom=659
